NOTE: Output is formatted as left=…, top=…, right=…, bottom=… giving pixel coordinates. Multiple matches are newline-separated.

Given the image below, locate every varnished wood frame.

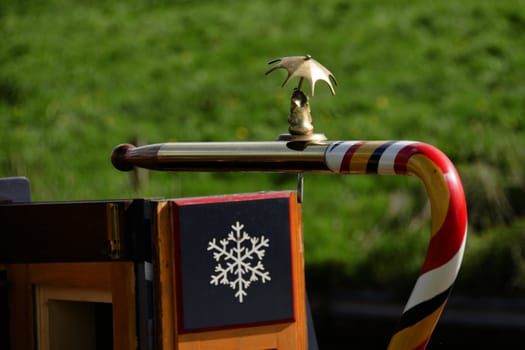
left=6, top=262, right=137, bottom=350
left=153, top=193, right=308, bottom=350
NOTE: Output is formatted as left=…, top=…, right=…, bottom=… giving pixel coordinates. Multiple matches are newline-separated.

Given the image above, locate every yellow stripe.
left=348, top=142, right=385, bottom=173
left=387, top=302, right=446, bottom=350
left=406, top=154, right=449, bottom=237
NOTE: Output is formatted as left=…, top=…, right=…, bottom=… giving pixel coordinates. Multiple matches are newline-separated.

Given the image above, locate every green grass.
left=1, top=0, right=525, bottom=294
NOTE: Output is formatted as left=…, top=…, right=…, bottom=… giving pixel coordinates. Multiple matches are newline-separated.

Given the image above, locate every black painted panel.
left=173, top=193, right=295, bottom=332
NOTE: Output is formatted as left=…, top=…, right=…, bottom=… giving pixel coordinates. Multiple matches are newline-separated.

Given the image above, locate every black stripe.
left=327, top=141, right=344, bottom=152
left=366, top=141, right=395, bottom=174
left=395, top=287, right=452, bottom=331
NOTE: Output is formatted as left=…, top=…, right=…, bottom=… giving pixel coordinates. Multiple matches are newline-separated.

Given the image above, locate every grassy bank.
left=1, top=0, right=524, bottom=294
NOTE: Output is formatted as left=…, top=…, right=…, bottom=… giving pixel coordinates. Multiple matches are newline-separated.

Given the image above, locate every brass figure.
left=266, top=55, right=336, bottom=141
left=288, top=88, right=313, bottom=136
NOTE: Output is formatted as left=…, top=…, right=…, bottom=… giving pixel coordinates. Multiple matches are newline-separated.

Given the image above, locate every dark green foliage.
left=1, top=0, right=524, bottom=294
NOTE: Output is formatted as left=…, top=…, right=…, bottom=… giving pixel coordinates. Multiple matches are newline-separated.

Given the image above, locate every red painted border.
left=171, top=191, right=293, bottom=206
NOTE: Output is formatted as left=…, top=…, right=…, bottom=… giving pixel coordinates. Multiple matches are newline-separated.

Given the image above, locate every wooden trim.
left=28, top=262, right=112, bottom=289
left=153, top=201, right=178, bottom=349
left=36, top=286, right=111, bottom=303
left=111, top=262, right=137, bottom=350
left=288, top=192, right=308, bottom=349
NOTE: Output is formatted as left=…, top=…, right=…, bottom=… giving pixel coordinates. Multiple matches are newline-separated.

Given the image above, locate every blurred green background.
left=1, top=0, right=524, bottom=295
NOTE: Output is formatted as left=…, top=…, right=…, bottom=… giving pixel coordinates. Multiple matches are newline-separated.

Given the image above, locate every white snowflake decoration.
left=207, top=221, right=271, bottom=303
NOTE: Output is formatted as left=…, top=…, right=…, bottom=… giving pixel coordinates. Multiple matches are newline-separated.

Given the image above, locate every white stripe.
left=325, top=141, right=362, bottom=172
left=377, top=141, right=417, bottom=175
left=403, top=233, right=467, bottom=312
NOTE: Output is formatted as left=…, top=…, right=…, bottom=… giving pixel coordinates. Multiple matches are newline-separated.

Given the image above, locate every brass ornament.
left=266, top=55, right=336, bottom=141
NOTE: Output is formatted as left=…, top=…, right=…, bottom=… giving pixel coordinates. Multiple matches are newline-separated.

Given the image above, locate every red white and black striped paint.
left=325, top=140, right=468, bottom=350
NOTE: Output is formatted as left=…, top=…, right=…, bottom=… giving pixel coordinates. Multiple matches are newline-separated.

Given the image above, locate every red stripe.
left=418, top=144, right=467, bottom=273
left=394, top=143, right=451, bottom=175
left=339, top=141, right=365, bottom=173
left=421, top=168, right=467, bottom=273
left=409, top=143, right=452, bottom=173
left=394, top=143, right=467, bottom=273
left=393, top=144, right=420, bottom=174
